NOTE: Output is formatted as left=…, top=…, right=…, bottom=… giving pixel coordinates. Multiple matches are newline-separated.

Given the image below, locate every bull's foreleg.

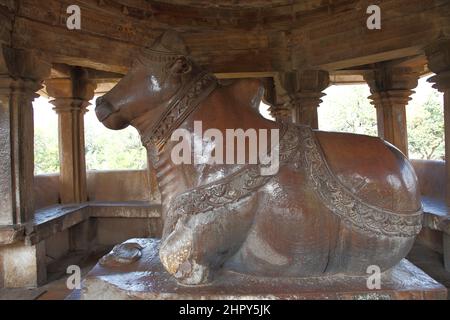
left=159, top=195, right=258, bottom=285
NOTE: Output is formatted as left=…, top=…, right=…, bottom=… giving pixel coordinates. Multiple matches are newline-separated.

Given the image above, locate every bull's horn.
left=148, top=30, right=189, bottom=56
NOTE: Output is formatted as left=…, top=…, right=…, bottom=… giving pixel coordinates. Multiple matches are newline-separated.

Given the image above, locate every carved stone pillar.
left=268, top=101, right=292, bottom=122
left=0, top=47, right=50, bottom=288
left=284, top=70, right=330, bottom=128
left=45, top=67, right=96, bottom=204
left=426, top=39, right=450, bottom=209
left=0, top=46, right=51, bottom=226
left=364, top=65, right=420, bottom=157
left=262, top=76, right=292, bottom=122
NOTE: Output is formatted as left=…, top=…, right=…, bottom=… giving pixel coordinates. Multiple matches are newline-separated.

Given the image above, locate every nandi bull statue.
left=95, top=30, right=422, bottom=286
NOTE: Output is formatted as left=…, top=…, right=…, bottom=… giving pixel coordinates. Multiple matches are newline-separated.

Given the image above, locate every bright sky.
left=33, top=96, right=98, bottom=132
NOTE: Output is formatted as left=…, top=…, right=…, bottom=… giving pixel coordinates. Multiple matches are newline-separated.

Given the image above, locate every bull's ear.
left=170, top=57, right=192, bottom=75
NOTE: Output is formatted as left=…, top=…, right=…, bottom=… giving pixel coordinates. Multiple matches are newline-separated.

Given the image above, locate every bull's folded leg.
left=159, top=217, right=211, bottom=285
left=159, top=196, right=258, bottom=285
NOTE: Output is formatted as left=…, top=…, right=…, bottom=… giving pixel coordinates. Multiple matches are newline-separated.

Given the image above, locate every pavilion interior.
left=0, top=0, right=450, bottom=299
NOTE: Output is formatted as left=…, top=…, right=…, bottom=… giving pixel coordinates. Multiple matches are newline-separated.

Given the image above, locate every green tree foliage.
left=319, top=85, right=377, bottom=136
left=407, top=90, right=444, bottom=160
left=33, top=85, right=445, bottom=175
left=319, top=82, right=444, bottom=160
left=83, top=103, right=147, bottom=171
left=34, top=126, right=60, bottom=175
left=84, top=119, right=147, bottom=171
left=33, top=97, right=147, bottom=174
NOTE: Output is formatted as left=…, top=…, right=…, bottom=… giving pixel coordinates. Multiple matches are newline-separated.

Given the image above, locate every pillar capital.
left=262, top=76, right=292, bottom=122
left=45, top=68, right=97, bottom=114
left=367, top=90, right=415, bottom=110
left=364, top=64, right=421, bottom=94
left=425, top=38, right=450, bottom=92
left=290, top=69, right=330, bottom=94
left=0, top=46, right=51, bottom=105
left=280, top=69, right=330, bottom=128
left=268, top=99, right=292, bottom=122
left=1, top=46, right=51, bottom=81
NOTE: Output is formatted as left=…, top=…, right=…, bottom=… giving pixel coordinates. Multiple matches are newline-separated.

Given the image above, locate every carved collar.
left=141, top=72, right=218, bottom=150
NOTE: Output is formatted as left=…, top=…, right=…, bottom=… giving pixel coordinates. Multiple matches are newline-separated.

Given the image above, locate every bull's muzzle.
left=95, top=96, right=116, bottom=122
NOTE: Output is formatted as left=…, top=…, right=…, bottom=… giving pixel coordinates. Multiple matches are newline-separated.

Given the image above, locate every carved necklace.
left=141, top=71, right=218, bottom=151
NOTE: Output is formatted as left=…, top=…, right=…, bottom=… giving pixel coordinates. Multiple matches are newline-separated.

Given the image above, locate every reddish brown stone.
left=81, top=238, right=447, bottom=300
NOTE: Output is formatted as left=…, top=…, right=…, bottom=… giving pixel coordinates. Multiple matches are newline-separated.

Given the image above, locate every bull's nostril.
left=95, top=97, right=116, bottom=122
left=95, top=96, right=104, bottom=107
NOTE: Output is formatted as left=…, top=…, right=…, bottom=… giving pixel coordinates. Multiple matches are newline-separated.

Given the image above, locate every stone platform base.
left=81, top=238, right=448, bottom=300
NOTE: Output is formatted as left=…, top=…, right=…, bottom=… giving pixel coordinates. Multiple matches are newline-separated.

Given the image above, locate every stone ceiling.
left=149, top=0, right=327, bottom=10
left=101, top=0, right=356, bottom=30
left=2, top=0, right=447, bottom=77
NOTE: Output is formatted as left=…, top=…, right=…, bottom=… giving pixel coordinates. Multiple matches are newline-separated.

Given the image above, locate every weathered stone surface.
left=86, top=170, right=154, bottom=202
left=425, top=39, right=450, bottom=206
left=281, top=70, right=330, bottom=128
left=0, top=46, right=51, bottom=226
left=10, top=0, right=450, bottom=73
left=81, top=238, right=447, bottom=300
left=0, top=241, right=46, bottom=288
left=25, top=202, right=162, bottom=246
left=45, top=67, right=97, bottom=204
left=364, top=63, right=422, bottom=156
left=34, top=170, right=159, bottom=210
left=0, top=225, right=24, bottom=246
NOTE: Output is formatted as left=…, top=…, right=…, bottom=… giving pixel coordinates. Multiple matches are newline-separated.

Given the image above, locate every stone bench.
left=421, top=196, right=450, bottom=272
left=0, top=201, right=162, bottom=288
left=26, top=201, right=161, bottom=245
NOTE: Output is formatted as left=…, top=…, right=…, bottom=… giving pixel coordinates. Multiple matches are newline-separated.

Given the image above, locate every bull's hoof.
left=99, top=242, right=143, bottom=267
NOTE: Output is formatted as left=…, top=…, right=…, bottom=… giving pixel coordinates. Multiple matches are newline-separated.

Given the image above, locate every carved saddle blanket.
left=167, top=123, right=422, bottom=239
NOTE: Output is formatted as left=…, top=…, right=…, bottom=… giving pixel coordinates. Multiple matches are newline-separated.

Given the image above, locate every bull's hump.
left=223, top=78, right=263, bottom=108
left=314, top=131, right=421, bottom=213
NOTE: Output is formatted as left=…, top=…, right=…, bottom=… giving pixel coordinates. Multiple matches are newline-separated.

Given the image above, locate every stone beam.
left=0, top=1, right=14, bottom=46
left=10, top=0, right=450, bottom=74
left=11, top=16, right=271, bottom=74
left=297, top=0, right=450, bottom=71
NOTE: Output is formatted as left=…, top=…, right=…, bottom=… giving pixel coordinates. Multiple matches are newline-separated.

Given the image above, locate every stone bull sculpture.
left=95, top=31, right=423, bottom=285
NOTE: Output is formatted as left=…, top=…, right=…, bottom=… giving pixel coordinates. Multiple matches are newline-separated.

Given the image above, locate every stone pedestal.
left=0, top=242, right=47, bottom=288
left=81, top=238, right=447, bottom=300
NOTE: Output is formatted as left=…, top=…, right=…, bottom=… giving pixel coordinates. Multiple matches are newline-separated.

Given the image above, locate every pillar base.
left=80, top=238, right=447, bottom=300
left=0, top=241, right=46, bottom=288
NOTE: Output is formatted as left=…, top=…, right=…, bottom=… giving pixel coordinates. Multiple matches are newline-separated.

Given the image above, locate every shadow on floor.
left=407, top=242, right=450, bottom=299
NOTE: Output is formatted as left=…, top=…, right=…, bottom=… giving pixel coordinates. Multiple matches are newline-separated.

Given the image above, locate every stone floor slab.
left=81, top=238, right=448, bottom=300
